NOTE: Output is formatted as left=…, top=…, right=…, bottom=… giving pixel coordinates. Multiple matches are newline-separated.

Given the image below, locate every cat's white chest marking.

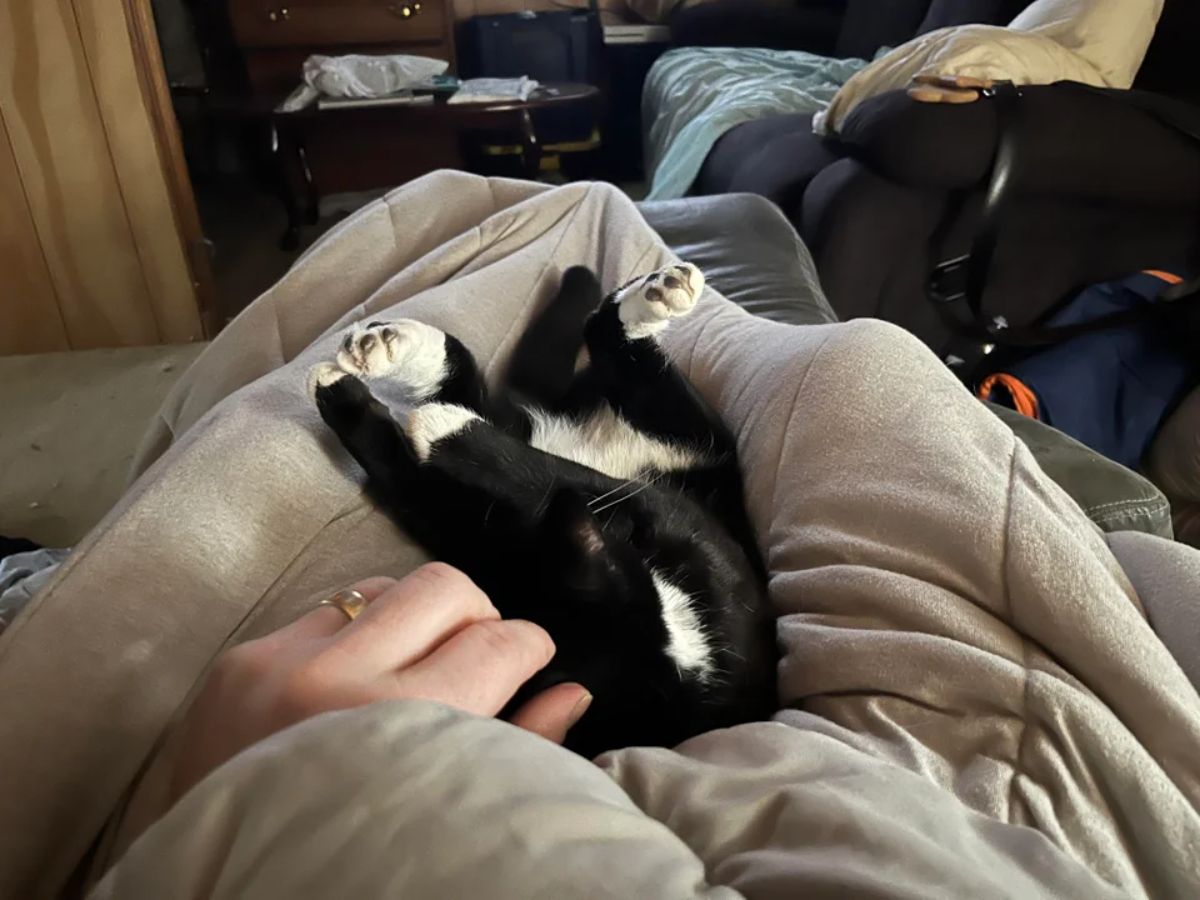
left=527, top=406, right=699, bottom=480
left=651, top=571, right=716, bottom=681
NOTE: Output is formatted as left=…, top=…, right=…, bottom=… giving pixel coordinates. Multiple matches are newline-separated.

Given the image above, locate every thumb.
left=509, top=682, right=592, bottom=745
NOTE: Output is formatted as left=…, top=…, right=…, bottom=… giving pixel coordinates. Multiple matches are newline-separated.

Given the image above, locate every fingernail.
left=568, top=690, right=593, bottom=728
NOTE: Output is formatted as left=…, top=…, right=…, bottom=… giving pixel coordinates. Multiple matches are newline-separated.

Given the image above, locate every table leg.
left=519, top=108, right=541, bottom=180
left=271, top=122, right=303, bottom=251
left=298, top=143, right=319, bottom=226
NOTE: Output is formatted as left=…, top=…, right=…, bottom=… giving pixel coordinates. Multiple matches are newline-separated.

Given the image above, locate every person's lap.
left=4, top=174, right=1197, bottom=897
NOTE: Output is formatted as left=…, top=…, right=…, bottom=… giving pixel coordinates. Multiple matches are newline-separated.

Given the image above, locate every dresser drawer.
left=230, top=0, right=445, bottom=49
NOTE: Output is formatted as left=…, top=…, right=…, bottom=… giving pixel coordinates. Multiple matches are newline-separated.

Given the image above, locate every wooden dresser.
left=225, top=0, right=461, bottom=208
left=228, top=0, right=456, bottom=94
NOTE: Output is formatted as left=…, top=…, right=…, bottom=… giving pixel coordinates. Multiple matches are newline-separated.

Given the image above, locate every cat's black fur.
left=312, top=265, right=776, bottom=757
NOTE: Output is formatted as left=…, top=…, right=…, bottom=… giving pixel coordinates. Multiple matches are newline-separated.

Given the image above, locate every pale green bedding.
left=643, top=46, right=870, bottom=200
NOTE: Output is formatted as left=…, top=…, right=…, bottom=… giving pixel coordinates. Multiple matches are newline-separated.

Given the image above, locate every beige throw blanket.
left=1, top=172, right=1197, bottom=898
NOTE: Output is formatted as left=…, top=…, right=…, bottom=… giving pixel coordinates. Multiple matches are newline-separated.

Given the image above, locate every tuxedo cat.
left=310, top=263, right=776, bottom=757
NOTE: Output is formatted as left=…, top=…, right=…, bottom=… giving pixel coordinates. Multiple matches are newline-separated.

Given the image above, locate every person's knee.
left=820, top=319, right=941, bottom=384
left=798, top=319, right=973, bottom=431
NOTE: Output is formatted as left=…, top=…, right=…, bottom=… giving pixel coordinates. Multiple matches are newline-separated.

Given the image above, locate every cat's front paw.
left=306, top=361, right=347, bottom=400
left=332, top=319, right=448, bottom=400
left=615, top=262, right=705, bottom=339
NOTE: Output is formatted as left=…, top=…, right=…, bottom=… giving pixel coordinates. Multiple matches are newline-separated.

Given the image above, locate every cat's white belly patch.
left=651, top=571, right=715, bottom=681
left=407, top=403, right=480, bottom=461
left=527, top=406, right=699, bottom=480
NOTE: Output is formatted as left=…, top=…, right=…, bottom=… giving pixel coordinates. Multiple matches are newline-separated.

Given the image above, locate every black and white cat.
left=310, top=262, right=776, bottom=757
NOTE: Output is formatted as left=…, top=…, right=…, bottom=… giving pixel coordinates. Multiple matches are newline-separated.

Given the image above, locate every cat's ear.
left=542, top=488, right=616, bottom=591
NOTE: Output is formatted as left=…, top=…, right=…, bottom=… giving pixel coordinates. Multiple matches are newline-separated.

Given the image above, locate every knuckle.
left=351, top=575, right=398, bottom=598
left=469, top=619, right=521, bottom=658
left=412, top=561, right=468, bottom=589
left=409, top=562, right=496, bottom=617
left=470, top=619, right=551, bottom=665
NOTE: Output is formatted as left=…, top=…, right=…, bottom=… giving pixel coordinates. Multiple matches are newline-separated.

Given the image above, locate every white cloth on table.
left=447, top=77, right=540, bottom=105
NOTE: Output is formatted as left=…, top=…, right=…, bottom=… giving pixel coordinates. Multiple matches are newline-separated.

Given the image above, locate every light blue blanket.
left=642, top=47, right=870, bottom=201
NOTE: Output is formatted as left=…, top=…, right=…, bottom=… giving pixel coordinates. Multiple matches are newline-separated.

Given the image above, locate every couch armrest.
left=991, top=404, right=1173, bottom=538
left=838, top=85, right=1200, bottom=205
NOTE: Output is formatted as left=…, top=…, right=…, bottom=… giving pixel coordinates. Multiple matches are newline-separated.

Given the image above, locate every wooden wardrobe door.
left=0, top=0, right=213, bottom=356
left=0, top=106, right=67, bottom=355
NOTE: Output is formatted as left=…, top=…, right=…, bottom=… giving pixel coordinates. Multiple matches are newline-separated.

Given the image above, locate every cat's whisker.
left=535, top=477, right=557, bottom=516
left=587, top=476, right=642, bottom=508
left=590, top=475, right=648, bottom=511
left=591, top=473, right=661, bottom=513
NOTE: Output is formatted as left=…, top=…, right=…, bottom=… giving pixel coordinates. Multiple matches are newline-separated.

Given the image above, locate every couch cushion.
left=834, top=0, right=930, bottom=61
left=1134, top=0, right=1200, bottom=101
left=669, top=1, right=844, bottom=55
left=1147, top=385, right=1200, bottom=547
left=918, top=0, right=1033, bottom=33
left=639, top=194, right=838, bottom=325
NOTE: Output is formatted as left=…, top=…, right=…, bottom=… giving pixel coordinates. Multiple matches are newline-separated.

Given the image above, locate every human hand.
left=908, top=73, right=994, bottom=104
left=171, top=563, right=591, bottom=801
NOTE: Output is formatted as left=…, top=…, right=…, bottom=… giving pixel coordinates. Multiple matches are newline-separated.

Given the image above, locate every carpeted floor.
left=0, top=344, right=206, bottom=548
left=199, top=177, right=388, bottom=323
left=0, top=185, right=380, bottom=551
left=0, top=183, right=356, bottom=550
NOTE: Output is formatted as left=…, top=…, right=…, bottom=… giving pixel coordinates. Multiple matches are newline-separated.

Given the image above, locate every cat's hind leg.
left=506, top=266, right=603, bottom=408
left=581, top=262, right=762, bottom=572
left=575, top=262, right=732, bottom=455
left=612, top=262, right=704, bottom=341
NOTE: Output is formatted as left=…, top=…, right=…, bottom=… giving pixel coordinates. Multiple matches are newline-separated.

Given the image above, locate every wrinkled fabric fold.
left=0, top=172, right=1195, bottom=898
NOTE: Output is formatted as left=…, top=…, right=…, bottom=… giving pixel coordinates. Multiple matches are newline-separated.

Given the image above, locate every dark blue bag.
left=978, top=270, right=1199, bottom=469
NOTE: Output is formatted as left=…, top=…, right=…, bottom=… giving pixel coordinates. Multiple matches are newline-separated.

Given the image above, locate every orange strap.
left=1143, top=269, right=1184, bottom=285
left=979, top=373, right=1039, bottom=419
left=976, top=272, right=1179, bottom=420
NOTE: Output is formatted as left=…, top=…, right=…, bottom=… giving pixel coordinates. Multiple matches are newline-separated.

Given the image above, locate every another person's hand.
left=171, top=563, right=591, bottom=801
left=908, top=73, right=995, bottom=104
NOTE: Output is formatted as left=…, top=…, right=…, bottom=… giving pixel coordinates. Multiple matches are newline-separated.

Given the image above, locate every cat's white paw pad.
left=307, top=362, right=346, bottom=399
left=334, top=319, right=448, bottom=400
left=336, top=321, right=402, bottom=377
left=616, top=263, right=705, bottom=339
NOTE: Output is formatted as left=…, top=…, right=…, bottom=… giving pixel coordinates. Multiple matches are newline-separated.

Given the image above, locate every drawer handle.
left=387, top=3, right=423, bottom=18
left=267, top=7, right=290, bottom=22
